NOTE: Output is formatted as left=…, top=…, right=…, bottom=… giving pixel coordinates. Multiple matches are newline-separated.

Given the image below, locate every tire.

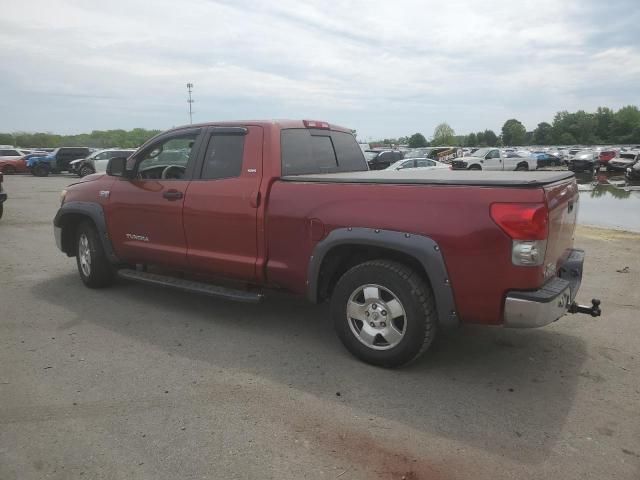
left=330, top=260, right=437, bottom=368
left=75, top=222, right=115, bottom=288
left=468, top=164, right=481, bottom=171
left=1, top=165, right=16, bottom=174
left=32, top=164, right=50, bottom=177
left=516, top=163, right=529, bottom=171
left=79, top=165, right=94, bottom=177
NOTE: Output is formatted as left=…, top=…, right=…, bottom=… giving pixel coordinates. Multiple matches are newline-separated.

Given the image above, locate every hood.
left=67, top=173, right=107, bottom=186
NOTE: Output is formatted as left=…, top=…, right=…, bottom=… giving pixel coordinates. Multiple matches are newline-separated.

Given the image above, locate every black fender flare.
left=53, top=201, right=119, bottom=263
left=307, top=227, right=459, bottom=329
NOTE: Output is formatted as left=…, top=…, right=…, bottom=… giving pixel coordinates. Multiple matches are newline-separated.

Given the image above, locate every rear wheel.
left=76, top=222, right=115, bottom=288
left=330, top=260, right=437, bottom=367
left=516, top=163, right=529, bottom=171
left=1, top=165, right=16, bottom=174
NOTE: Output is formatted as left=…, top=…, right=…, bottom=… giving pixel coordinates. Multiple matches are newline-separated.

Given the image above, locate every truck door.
left=105, top=129, right=204, bottom=269
left=182, top=126, right=263, bottom=281
left=483, top=149, right=503, bottom=170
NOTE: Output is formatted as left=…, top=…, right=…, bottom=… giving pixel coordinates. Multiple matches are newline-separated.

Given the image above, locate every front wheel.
left=330, top=260, right=437, bottom=367
left=76, top=222, right=115, bottom=288
left=79, top=165, right=94, bottom=177
left=32, top=164, right=50, bottom=177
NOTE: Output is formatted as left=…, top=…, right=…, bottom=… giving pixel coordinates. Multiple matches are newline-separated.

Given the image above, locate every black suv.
left=364, top=150, right=404, bottom=170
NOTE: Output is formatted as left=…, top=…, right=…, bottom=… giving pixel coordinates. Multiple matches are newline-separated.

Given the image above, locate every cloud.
left=0, top=0, right=638, bottom=139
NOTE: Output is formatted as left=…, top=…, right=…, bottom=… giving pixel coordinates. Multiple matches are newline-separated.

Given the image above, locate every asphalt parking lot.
left=1, top=175, right=639, bottom=480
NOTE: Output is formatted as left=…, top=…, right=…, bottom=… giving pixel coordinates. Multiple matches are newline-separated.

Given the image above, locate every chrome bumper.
left=504, top=249, right=584, bottom=328
left=54, top=225, right=63, bottom=251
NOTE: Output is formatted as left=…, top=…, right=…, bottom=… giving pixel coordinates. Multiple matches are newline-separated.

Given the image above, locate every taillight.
left=491, top=203, right=549, bottom=266
left=490, top=203, right=548, bottom=240
left=303, top=120, right=330, bottom=129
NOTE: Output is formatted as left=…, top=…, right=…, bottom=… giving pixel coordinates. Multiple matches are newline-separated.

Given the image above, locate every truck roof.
left=170, top=119, right=354, bottom=133
left=282, top=169, right=575, bottom=187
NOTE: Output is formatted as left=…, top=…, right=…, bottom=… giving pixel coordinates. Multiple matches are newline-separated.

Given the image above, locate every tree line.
left=3, top=105, right=639, bottom=150
left=0, top=128, right=162, bottom=149
left=371, top=105, right=640, bottom=148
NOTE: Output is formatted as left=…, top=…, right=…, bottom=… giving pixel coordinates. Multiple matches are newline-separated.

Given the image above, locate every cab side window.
left=136, top=134, right=198, bottom=180
left=200, top=134, right=245, bottom=180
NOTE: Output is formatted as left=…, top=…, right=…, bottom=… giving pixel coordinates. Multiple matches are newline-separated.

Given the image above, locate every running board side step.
left=117, top=269, right=263, bottom=303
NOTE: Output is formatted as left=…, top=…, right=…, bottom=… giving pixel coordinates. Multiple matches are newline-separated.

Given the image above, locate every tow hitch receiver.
left=568, top=299, right=601, bottom=317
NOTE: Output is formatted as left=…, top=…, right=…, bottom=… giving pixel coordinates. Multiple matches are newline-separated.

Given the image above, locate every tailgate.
left=543, top=178, right=579, bottom=280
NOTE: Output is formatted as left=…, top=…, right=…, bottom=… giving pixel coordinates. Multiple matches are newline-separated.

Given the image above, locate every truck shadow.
left=35, top=273, right=587, bottom=465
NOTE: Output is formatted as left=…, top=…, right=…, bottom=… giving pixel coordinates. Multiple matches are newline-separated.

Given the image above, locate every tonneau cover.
left=281, top=169, right=575, bottom=187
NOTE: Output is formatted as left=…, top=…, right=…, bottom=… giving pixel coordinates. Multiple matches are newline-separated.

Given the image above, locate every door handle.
left=163, top=190, right=183, bottom=200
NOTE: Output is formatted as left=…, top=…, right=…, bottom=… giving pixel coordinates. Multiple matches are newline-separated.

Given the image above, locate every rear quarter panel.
left=265, top=181, right=548, bottom=325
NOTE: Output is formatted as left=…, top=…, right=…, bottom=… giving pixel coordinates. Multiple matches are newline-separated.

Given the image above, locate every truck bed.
left=281, top=169, right=575, bottom=187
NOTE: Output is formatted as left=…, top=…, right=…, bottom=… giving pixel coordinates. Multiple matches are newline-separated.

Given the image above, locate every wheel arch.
left=54, top=201, right=119, bottom=262
left=308, top=228, right=459, bottom=329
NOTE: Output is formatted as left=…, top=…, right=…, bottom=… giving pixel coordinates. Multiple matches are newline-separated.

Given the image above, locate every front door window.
left=136, top=135, right=198, bottom=180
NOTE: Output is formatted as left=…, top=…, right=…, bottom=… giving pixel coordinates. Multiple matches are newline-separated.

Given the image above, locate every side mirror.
left=106, top=157, right=127, bottom=177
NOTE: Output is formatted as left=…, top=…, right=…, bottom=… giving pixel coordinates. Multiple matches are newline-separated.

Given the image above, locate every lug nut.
left=369, top=322, right=375, bottom=327
left=381, top=310, right=387, bottom=316
left=380, top=322, right=386, bottom=327
left=365, top=311, right=370, bottom=317
left=372, top=304, right=377, bottom=310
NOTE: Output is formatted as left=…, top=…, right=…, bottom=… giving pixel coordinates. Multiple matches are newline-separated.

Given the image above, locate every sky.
left=1, top=0, right=639, bottom=140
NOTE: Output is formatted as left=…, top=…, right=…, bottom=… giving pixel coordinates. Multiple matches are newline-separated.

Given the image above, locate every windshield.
left=471, top=147, right=492, bottom=158
left=364, top=151, right=379, bottom=161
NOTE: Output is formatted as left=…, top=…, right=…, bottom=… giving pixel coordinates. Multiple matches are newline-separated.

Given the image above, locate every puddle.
left=573, top=171, right=640, bottom=233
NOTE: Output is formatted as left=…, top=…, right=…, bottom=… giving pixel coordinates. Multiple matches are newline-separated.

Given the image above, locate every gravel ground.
left=1, top=175, right=639, bottom=480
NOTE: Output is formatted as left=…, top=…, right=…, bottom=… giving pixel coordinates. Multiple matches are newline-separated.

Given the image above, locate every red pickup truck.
left=53, top=120, right=600, bottom=367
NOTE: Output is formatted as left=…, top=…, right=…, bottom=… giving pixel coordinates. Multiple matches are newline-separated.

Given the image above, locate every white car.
left=386, top=157, right=449, bottom=171
left=452, top=147, right=537, bottom=171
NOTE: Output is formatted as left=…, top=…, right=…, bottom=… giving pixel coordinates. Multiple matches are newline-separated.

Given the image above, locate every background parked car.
left=607, top=151, right=639, bottom=172
left=0, top=155, right=29, bottom=174
left=0, top=172, right=6, bottom=219
left=27, top=147, right=91, bottom=176
left=385, top=157, right=449, bottom=171
left=598, top=149, right=618, bottom=167
left=625, top=157, right=640, bottom=181
left=567, top=150, right=597, bottom=173
left=364, top=150, right=403, bottom=170
left=534, top=152, right=563, bottom=168
left=72, top=149, right=136, bottom=177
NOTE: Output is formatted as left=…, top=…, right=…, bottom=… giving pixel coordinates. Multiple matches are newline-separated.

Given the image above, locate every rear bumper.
left=503, top=249, right=584, bottom=328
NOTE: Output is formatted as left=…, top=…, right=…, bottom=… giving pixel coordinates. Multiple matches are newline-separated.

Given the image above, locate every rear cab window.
left=281, top=129, right=368, bottom=175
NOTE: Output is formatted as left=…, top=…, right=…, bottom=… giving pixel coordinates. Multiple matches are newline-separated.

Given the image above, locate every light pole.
left=186, top=83, right=194, bottom=124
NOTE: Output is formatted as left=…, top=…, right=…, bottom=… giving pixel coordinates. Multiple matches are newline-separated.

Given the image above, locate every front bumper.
left=503, top=249, right=584, bottom=328
left=625, top=168, right=640, bottom=180
left=608, top=163, right=631, bottom=171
